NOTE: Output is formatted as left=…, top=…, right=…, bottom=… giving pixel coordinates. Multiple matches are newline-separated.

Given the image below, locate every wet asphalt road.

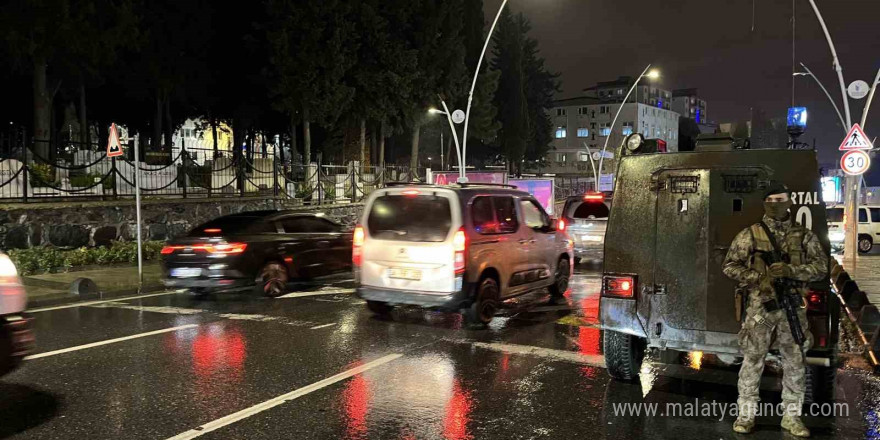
left=2, top=263, right=879, bottom=440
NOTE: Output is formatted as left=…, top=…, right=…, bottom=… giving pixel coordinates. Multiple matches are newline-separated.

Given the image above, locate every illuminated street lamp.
left=596, top=64, right=659, bottom=189
left=428, top=98, right=462, bottom=176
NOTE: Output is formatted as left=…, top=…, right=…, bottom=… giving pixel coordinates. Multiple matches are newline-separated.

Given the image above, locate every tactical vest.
left=748, top=223, right=806, bottom=273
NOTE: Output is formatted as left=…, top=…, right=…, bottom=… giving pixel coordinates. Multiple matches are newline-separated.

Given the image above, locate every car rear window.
left=826, top=208, right=843, bottom=223
left=367, top=194, right=452, bottom=242
left=189, top=216, right=272, bottom=236
left=566, top=200, right=610, bottom=219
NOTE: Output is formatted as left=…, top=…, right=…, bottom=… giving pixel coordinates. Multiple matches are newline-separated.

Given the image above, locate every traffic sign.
left=841, top=150, right=871, bottom=176
left=107, top=123, right=123, bottom=158
left=848, top=80, right=870, bottom=100
left=838, top=123, right=873, bottom=151
left=452, top=110, right=465, bottom=124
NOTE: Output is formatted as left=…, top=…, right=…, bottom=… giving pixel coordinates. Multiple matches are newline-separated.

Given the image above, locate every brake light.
left=353, top=225, right=365, bottom=266
left=806, top=289, right=827, bottom=313
left=558, top=218, right=566, bottom=232
left=583, top=193, right=604, bottom=202
left=453, top=227, right=467, bottom=274
left=204, top=228, right=222, bottom=234
left=161, top=246, right=177, bottom=255
left=206, top=243, right=247, bottom=254
left=402, top=189, right=420, bottom=196
left=603, top=275, right=636, bottom=298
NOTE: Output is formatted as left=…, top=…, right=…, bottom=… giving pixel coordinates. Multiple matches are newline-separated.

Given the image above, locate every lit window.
left=622, top=122, right=633, bottom=136
left=555, top=127, right=567, bottom=138
left=577, top=128, right=589, bottom=137
left=600, top=123, right=611, bottom=136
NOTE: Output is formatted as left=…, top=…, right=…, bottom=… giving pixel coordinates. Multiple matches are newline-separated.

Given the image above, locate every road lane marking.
left=309, top=322, right=336, bottom=330
left=24, top=324, right=199, bottom=360
left=277, top=288, right=355, bottom=298
left=447, top=340, right=605, bottom=368
left=166, top=353, right=403, bottom=440
left=28, top=291, right=181, bottom=313
left=88, top=303, right=205, bottom=315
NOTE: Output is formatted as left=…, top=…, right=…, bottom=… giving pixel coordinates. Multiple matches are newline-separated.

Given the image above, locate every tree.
left=678, top=117, right=702, bottom=151
left=491, top=10, right=558, bottom=175
left=265, top=0, right=357, bottom=166
left=1, top=0, right=135, bottom=157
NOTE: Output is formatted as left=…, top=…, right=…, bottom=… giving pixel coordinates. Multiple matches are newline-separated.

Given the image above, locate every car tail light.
left=402, top=189, right=420, bottom=196
left=583, top=193, right=604, bottom=202
left=453, top=227, right=467, bottom=274
left=806, top=289, right=827, bottom=313
left=203, top=228, right=222, bottom=234
left=161, top=246, right=178, bottom=255
left=206, top=243, right=247, bottom=254
left=557, top=218, right=566, bottom=232
left=353, top=225, right=365, bottom=267
left=603, top=275, right=636, bottom=298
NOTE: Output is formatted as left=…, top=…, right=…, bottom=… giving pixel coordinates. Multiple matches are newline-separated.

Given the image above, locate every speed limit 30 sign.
left=841, top=150, right=871, bottom=176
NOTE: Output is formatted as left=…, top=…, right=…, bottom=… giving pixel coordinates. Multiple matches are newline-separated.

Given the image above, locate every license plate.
left=171, top=268, right=202, bottom=278
left=388, top=268, right=422, bottom=280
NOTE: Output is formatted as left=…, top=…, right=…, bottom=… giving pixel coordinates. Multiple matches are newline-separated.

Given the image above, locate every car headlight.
left=0, top=254, right=18, bottom=277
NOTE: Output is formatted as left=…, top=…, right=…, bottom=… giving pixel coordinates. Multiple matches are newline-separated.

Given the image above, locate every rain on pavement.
left=1, top=263, right=878, bottom=440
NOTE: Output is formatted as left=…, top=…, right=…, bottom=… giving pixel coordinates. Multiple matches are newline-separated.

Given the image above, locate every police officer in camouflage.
left=722, top=182, right=827, bottom=437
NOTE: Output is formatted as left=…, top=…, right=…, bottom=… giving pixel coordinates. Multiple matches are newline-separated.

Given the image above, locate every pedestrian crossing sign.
left=838, top=123, right=872, bottom=151
left=107, top=123, right=123, bottom=157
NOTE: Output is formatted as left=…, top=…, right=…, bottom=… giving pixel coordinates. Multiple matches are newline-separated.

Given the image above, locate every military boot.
left=781, top=415, right=810, bottom=437
left=732, top=416, right=755, bottom=434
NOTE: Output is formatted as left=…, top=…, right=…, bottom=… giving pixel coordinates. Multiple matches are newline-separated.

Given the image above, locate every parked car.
left=355, top=184, right=574, bottom=327
left=826, top=204, right=880, bottom=253
left=0, top=252, right=34, bottom=377
left=561, top=192, right=611, bottom=263
left=162, top=211, right=352, bottom=296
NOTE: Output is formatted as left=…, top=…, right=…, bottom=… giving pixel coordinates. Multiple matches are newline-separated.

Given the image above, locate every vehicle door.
left=859, top=207, right=871, bottom=237
left=469, top=195, right=526, bottom=297
left=871, top=208, right=880, bottom=241
left=518, top=197, right=555, bottom=290
left=277, top=216, right=332, bottom=277
left=305, top=216, right=352, bottom=273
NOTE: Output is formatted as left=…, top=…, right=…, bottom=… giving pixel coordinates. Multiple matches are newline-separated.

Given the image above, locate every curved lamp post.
left=429, top=98, right=463, bottom=176
left=793, top=63, right=847, bottom=132
left=596, top=65, right=658, bottom=189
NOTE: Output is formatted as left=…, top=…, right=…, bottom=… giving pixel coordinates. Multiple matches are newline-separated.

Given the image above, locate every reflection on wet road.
left=1, top=264, right=878, bottom=439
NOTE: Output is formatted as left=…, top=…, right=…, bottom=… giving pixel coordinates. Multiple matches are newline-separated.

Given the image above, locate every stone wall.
left=0, top=198, right=364, bottom=249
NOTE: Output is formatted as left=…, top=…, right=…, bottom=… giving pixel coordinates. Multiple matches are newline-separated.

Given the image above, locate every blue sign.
left=787, top=107, right=808, bottom=128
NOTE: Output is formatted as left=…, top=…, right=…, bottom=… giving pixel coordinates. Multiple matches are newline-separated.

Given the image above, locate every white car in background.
left=826, top=205, right=880, bottom=253
left=0, top=252, right=33, bottom=377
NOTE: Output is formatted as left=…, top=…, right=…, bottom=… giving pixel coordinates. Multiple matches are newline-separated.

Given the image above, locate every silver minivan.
left=355, top=184, right=574, bottom=327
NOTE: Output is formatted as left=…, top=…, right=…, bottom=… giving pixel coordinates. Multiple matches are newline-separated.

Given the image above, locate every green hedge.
left=8, top=241, right=165, bottom=276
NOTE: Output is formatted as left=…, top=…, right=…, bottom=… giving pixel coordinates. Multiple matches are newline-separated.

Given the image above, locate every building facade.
left=671, top=88, right=707, bottom=124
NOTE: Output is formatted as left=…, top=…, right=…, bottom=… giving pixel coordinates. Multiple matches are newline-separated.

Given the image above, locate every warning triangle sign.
left=838, top=123, right=873, bottom=151
left=107, top=123, right=123, bottom=157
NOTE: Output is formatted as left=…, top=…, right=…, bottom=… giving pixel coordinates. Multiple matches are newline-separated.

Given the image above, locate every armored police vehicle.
left=600, top=133, right=837, bottom=401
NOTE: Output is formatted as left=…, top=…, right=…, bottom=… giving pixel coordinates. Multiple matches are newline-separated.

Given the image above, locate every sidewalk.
left=22, top=263, right=165, bottom=307
left=837, top=253, right=880, bottom=307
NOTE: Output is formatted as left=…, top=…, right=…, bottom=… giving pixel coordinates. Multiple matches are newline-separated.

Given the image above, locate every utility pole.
left=806, top=0, right=858, bottom=265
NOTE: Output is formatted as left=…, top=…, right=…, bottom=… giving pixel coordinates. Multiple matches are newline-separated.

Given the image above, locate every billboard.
left=509, top=178, right=555, bottom=214
left=432, top=172, right=506, bottom=185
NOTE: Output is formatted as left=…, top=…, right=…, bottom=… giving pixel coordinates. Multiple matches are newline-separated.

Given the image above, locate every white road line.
left=24, top=324, right=199, bottom=360
left=28, top=291, right=181, bottom=313
left=309, top=323, right=336, bottom=330
left=88, top=303, right=205, bottom=315
left=166, top=353, right=403, bottom=440
left=449, top=340, right=605, bottom=368
left=277, top=288, right=355, bottom=298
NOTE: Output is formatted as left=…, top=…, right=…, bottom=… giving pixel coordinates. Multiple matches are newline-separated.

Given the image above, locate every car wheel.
left=462, top=277, right=500, bottom=328
left=255, top=262, right=288, bottom=297
left=366, top=300, right=393, bottom=316
left=549, top=257, right=570, bottom=298
left=604, top=330, right=646, bottom=381
left=858, top=235, right=873, bottom=254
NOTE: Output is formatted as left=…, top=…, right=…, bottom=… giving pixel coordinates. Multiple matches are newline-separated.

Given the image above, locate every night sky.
left=485, top=0, right=880, bottom=180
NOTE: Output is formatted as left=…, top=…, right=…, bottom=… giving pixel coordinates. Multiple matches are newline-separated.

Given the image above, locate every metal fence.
left=0, top=141, right=427, bottom=204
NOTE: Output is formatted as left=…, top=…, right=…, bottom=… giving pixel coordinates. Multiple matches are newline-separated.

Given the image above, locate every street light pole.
left=597, top=64, right=654, bottom=189
left=806, top=0, right=858, bottom=264
left=431, top=98, right=463, bottom=175
left=860, top=68, right=880, bottom=128
left=461, top=0, right=508, bottom=183
left=794, top=63, right=847, bottom=132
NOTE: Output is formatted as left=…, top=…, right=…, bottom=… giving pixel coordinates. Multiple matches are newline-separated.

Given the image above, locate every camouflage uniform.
left=722, top=215, right=827, bottom=417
